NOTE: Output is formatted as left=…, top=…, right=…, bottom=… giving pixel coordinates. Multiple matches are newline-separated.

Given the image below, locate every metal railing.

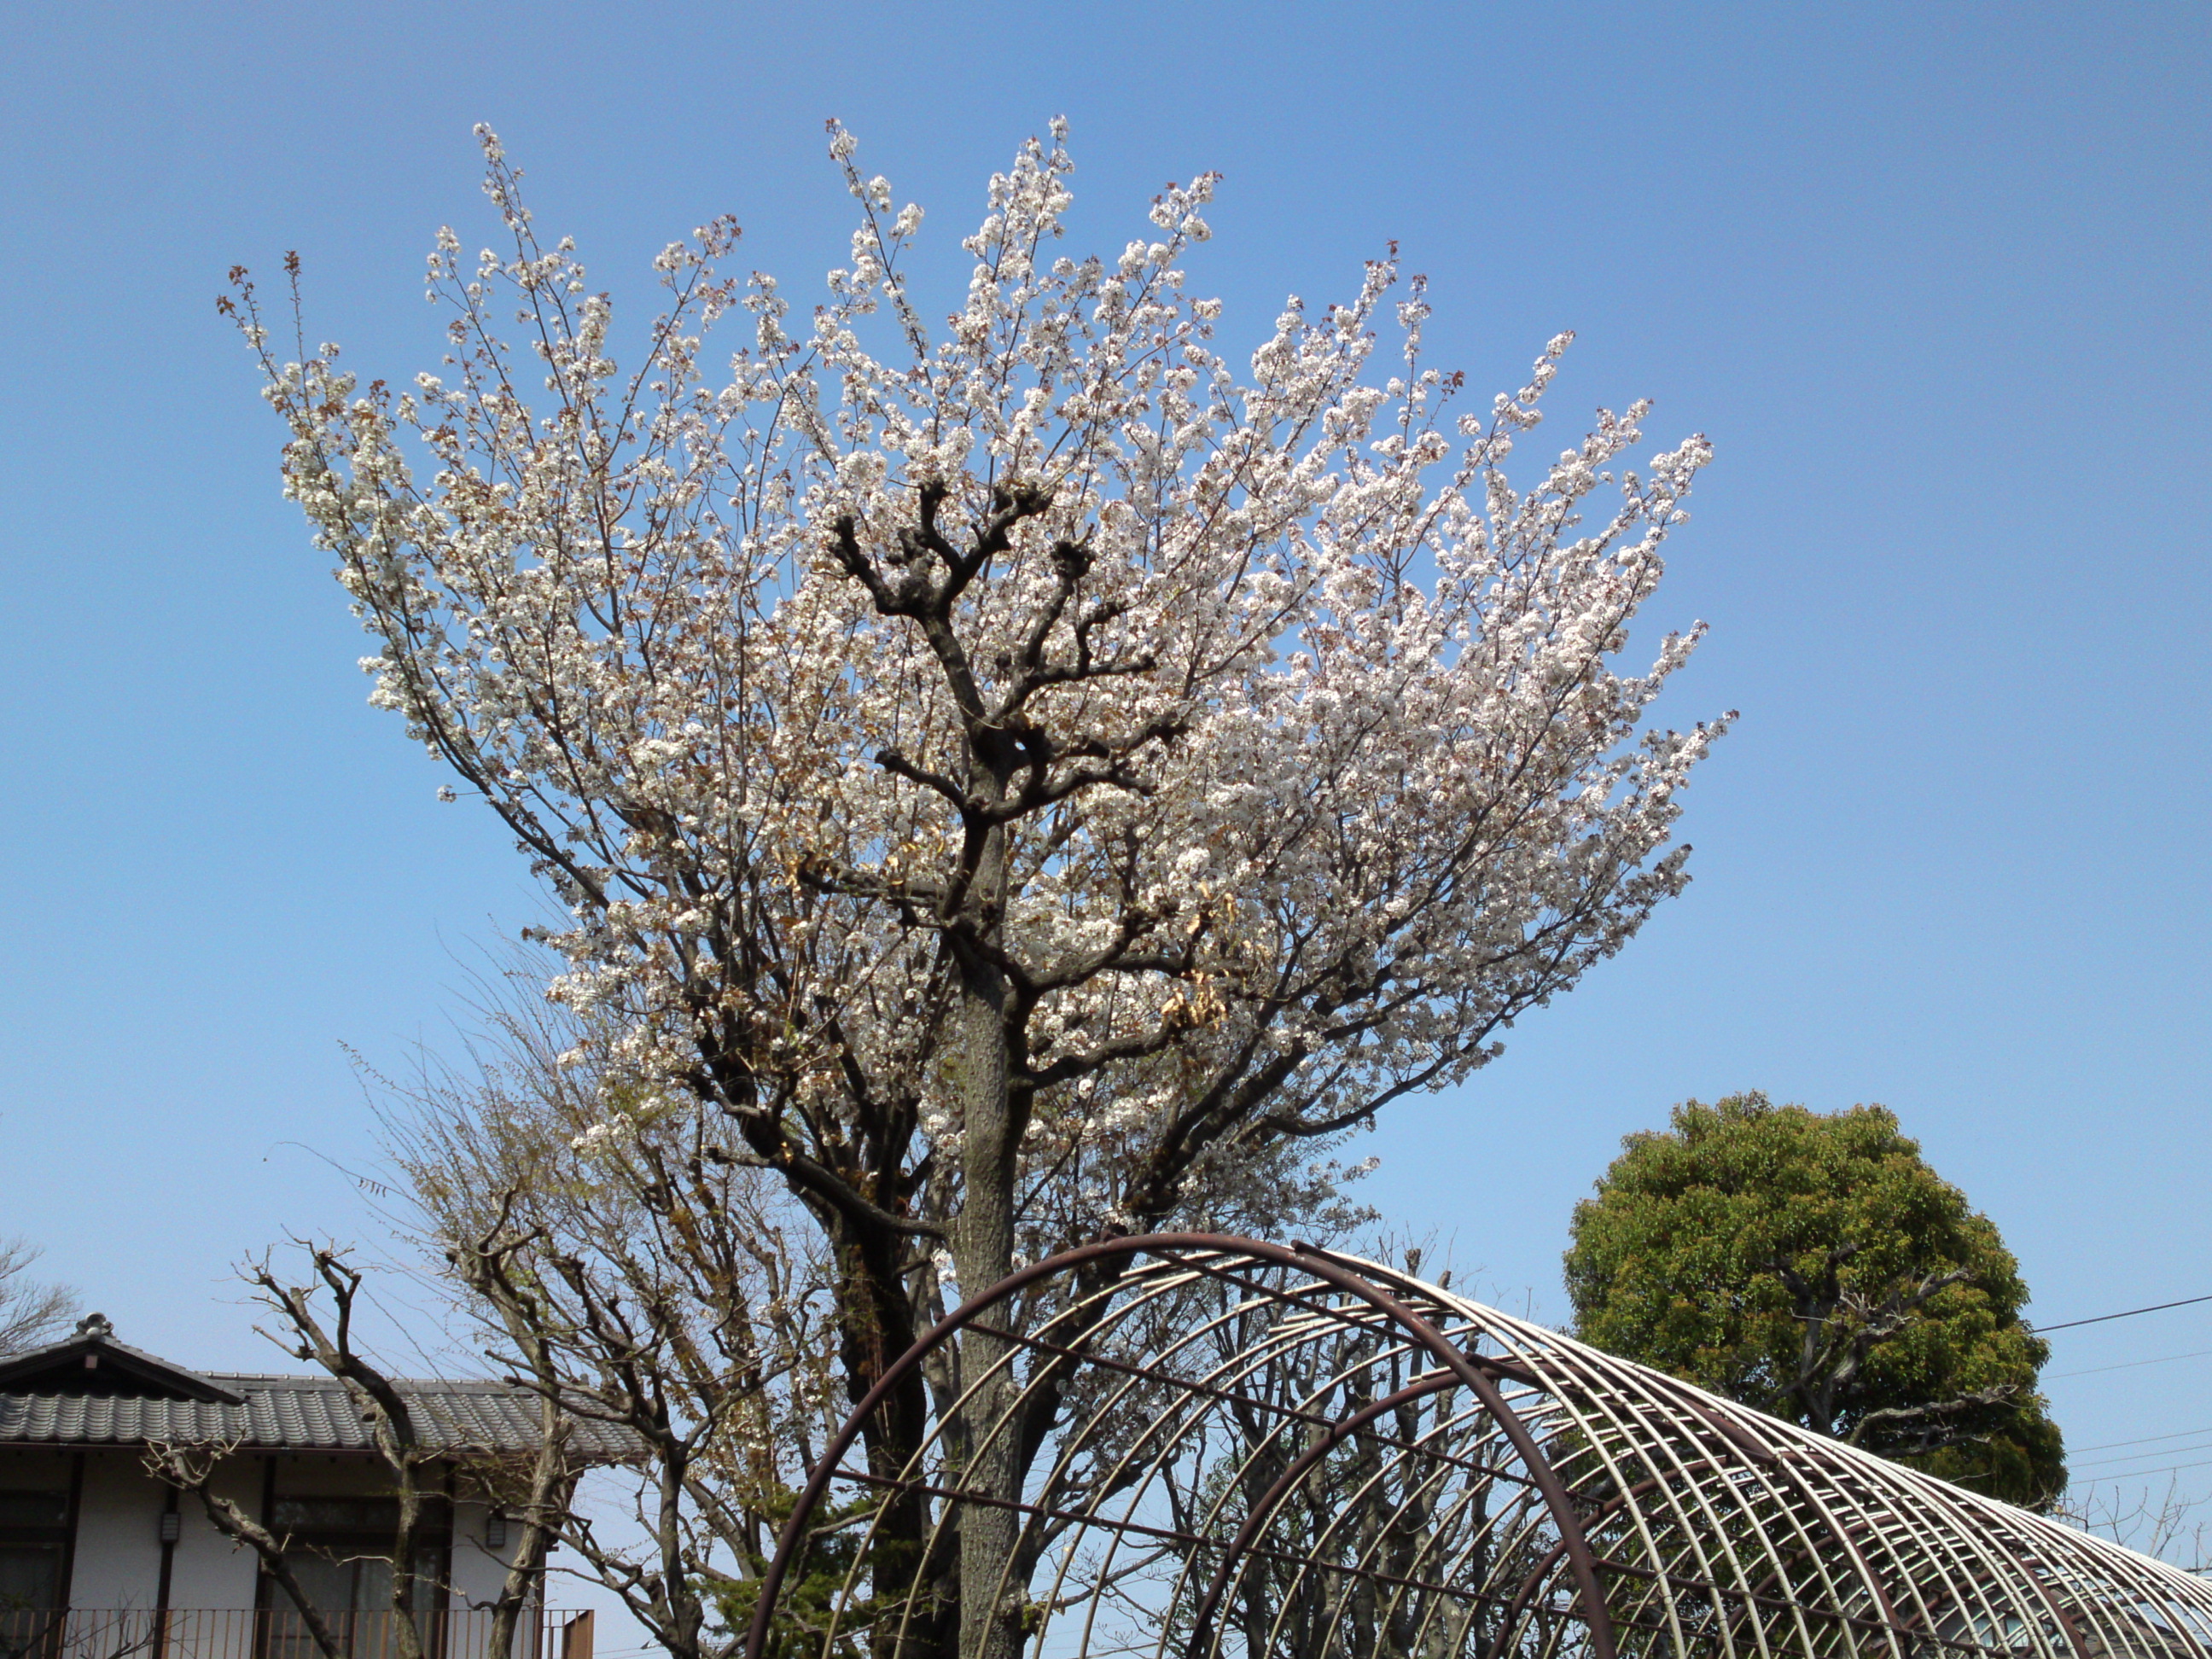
left=0, top=1610, right=593, bottom=1659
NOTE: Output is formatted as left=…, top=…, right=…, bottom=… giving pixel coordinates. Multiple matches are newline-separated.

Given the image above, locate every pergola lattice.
left=743, top=1234, right=2211, bottom=1659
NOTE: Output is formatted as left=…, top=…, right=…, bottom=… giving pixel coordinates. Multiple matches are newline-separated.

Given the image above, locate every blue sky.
left=3, top=0, right=2208, bottom=1551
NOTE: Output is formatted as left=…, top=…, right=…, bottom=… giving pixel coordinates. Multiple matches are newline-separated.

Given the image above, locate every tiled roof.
left=0, top=1318, right=240, bottom=1403
left=0, top=1374, right=638, bottom=1462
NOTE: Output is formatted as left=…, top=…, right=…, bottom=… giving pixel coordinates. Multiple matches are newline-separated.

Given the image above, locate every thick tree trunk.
left=388, top=1472, right=424, bottom=1659
left=832, top=1221, right=937, bottom=1659
left=951, top=815, right=1022, bottom=1659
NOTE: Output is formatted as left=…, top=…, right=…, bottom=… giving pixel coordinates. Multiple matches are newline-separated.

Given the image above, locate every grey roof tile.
left=0, top=1374, right=637, bottom=1462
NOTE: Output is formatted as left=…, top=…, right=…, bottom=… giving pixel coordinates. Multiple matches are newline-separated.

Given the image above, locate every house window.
left=0, top=1491, right=70, bottom=1656
left=0, top=1542, right=61, bottom=1612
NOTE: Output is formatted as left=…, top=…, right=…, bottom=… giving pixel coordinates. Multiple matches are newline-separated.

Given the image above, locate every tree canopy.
left=1563, top=1092, right=2064, bottom=1507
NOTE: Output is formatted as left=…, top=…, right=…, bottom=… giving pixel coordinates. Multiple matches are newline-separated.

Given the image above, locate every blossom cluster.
left=236, top=119, right=1727, bottom=1248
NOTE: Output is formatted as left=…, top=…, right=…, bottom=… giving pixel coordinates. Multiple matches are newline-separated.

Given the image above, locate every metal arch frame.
left=744, top=1233, right=2212, bottom=1659
left=744, top=1233, right=1617, bottom=1659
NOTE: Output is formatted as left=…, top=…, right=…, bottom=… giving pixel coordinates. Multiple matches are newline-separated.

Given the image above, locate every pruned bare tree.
left=148, top=1245, right=568, bottom=1659
left=381, top=974, right=848, bottom=1659
left=2058, top=1475, right=2212, bottom=1569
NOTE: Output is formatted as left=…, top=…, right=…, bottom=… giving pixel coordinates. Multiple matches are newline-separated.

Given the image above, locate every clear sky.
left=3, top=0, right=2207, bottom=1563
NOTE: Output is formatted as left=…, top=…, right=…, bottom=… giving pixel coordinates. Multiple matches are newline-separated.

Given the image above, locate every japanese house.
left=0, top=1315, right=625, bottom=1659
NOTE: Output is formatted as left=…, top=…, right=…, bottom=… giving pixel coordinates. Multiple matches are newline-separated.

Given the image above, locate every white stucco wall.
left=161, top=1455, right=268, bottom=1611
left=0, top=1452, right=531, bottom=1614
left=447, top=1499, right=525, bottom=1610
left=61, top=1454, right=162, bottom=1609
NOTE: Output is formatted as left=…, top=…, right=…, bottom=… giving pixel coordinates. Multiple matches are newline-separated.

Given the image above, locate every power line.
left=2035, top=1293, right=2212, bottom=1334
left=2071, top=1441, right=2212, bottom=1475
left=2070, top=1423, right=2212, bottom=1456
left=2048, top=1348, right=2212, bottom=1380
left=2072, top=1455, right=2212, bottom=1484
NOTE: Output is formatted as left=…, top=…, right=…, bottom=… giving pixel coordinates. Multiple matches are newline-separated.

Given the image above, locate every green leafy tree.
left=1563, top=1092, right=2065, bottom=1507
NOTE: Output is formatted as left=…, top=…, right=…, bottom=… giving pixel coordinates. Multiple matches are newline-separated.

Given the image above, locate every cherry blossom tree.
left=230, top=119, right=1727, bottom=1657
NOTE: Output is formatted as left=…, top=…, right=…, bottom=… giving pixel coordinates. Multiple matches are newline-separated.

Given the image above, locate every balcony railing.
left=0, top=1610, right=593, bottom=1659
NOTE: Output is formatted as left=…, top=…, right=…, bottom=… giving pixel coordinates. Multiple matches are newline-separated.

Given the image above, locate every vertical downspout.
left=58, top=1452, right=86, bottom=1613
left=436, top=1462, right=456, bottom=1659
left=154, top=1481, right=180, bottom=1659
left=253, top=1457, right=279, bottom=1659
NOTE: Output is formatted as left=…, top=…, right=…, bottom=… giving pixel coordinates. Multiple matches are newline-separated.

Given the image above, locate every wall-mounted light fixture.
left=485, top=1511, right=507, bottom=1550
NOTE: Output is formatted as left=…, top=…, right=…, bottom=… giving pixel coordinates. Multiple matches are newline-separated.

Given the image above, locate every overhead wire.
left=2071, top=1456, right=2212, bottom=1484
left=2034, top=1292, right=2212, bottom=1333
left=2070, top=1424, right=2212, bottom=1456
left=2071, top=1441, right=2212, bottom=1475
left=2048, top=1348, right=2212, bottom=1380
left=2012, top=1297, right=2212, bottom=1493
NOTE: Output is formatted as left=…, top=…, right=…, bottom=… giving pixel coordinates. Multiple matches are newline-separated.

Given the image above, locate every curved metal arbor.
left=745, top=1235, right=2212, bottom=1659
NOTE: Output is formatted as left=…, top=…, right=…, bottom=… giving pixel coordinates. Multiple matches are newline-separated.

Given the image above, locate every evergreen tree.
left=1565, top=1093, right=2064, bottom=1507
